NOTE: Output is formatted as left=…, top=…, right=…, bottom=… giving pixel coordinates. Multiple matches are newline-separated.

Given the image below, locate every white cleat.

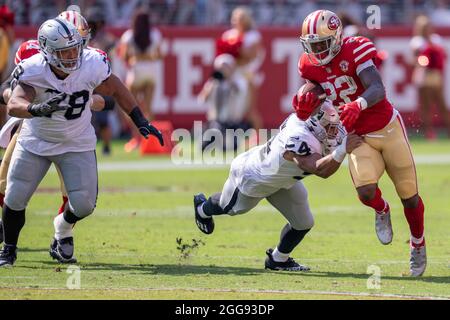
left=410, top=241, right=427, bottom=277
left=375, top=204, right=393, bottom=245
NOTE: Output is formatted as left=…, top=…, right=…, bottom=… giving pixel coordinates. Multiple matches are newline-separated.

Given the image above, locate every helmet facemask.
left=300, top=34, right=341, bottom=66
left=306, top=101, right=343, bottom=144
left=51, top=43, right=83, bottom=73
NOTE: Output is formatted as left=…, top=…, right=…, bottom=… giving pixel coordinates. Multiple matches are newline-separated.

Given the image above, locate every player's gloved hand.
left=27, top=93, right=67, bottom=117
left=292, top=92, right=320, bottom=120
left=338, top=100, right=362, bottom=131
left=129, top=106, right=164, bottom=146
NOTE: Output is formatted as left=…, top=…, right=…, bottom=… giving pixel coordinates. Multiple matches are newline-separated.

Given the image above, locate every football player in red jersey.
left=293, top=10, right=426, bottom=276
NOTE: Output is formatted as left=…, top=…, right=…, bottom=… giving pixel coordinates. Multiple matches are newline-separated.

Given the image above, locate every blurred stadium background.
left=1, top=0, right=450, bottom=155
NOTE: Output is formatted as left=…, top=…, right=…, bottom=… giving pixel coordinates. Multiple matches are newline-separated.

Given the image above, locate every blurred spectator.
left=176, top=0, right=196, bottom=25
left=410, top=15, right=450, bottom=139
left=87, top=7, right=118, bottom=155
left=198, top=54, right=250, bottom=151
left=119, top=8, right=165, bottom=152
left=0, top=3, right=14, bottom=127
left=337, top=0, right=363, bottom=25
left=6, top=0, right=449, bottom=26
left=292, top=0, right=318, bottom=27
left=29, top=0, right=60, bottom=25
left=205, top=0, right=227, bottom=25
left=429, top=0, right=450, bottom=27
left=219, top=6, right=265, bottom=143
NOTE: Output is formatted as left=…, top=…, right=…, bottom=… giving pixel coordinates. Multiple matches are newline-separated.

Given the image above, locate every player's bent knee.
left=291, top=210, right=314, bottom=230
left=396, top=181, right=418, bottom=203
left=4, top=196, right=27, bottom=211
left=68, top=191, right=97, bottom=218
left=357, top=184, right=377, bottom=202
left=4, top=187, right=28, bottom=211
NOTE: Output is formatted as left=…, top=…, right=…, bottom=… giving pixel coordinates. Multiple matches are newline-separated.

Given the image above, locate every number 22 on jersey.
left=321, top=75, right=358, bottom=105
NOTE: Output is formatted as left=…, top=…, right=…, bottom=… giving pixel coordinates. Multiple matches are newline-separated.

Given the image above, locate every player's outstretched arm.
left=284, top=134, right=363, bottom=179
left=94, top=74, right=164, bottom=146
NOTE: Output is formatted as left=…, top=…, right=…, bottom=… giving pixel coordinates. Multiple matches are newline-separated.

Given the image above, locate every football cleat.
left=0, top=219, right=3, bottom=244
left=264, top=248, right=310, bottom=272
left=375, top=204, right=393, bottom=245
left=49, top=237, right=77, bottom=263
left=410, top=242, right=427, bottom=277
left=193, top=193, right=214, bottom=235
left=0, top=244, right=17, bottom=267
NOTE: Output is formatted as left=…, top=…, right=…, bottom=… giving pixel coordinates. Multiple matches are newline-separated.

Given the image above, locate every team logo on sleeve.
left=328, top=16, right=341, bottom=30
left=339, top=60, right=349, bottom=72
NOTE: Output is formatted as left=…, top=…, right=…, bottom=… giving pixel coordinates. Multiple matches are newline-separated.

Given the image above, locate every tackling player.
left=294, top=10, right=426, bottom=276
left=0, top=17, right=163, bottom=267
left=193, top=101, right=362, bottom=271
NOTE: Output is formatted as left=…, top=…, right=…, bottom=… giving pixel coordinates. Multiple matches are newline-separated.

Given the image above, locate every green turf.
left=0, top=140, right=449, bottom=300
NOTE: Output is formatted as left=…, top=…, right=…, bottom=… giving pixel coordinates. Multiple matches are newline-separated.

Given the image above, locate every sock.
left=404, top=196, right=425, bottom=247
left=197, top=203, right=211, bottom=219
left=53, top=213, right=74, bottom=240
left=2, top=205, right=25, bottom=247
left=277, top=224, right=310, bottom=255
left=272, top=247, right=290, bottom=262
left=201, top=193, right=227, bottom=216
left=359, top=187, right=387, bottom=213
left=58, top=196, right=69, bottom=215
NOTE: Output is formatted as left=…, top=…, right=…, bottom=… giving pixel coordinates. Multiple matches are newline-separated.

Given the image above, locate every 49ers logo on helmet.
left=328, top=16, right=340, bottom=30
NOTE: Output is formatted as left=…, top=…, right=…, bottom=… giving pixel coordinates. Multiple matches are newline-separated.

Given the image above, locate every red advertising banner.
left=12, top=26, right=450, bottom=129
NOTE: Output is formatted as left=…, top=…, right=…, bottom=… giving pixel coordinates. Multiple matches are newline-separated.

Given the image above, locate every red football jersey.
left=299, top=36, right=393, bottom=135
left=14, top=39, right=40, bottom=65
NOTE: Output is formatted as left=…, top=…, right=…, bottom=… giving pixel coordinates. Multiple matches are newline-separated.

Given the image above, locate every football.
left=297, top=81, right=327, bottom=103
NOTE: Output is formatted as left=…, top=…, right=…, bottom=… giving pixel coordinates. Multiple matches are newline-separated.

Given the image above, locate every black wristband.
left=129, top=106, right=147, bottom=127
left=102, top=95, right=115, bottom=111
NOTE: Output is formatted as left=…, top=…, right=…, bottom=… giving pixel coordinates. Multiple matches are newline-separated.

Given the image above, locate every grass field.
left=0, top=139, right=449, bottom=300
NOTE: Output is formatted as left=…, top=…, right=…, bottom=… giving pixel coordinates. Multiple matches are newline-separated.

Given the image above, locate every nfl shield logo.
left=340, top=60, right=349, bottom=72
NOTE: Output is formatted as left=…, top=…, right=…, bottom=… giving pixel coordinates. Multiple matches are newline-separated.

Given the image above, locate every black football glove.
left=129, top=106, right=164, bottom=146
left=28, top=93, right=67, bottom=117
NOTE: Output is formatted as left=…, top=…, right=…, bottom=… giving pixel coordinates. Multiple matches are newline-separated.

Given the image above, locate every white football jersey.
left=230, top=113, right=331, bottom=198
left=14, top=48, right=111, bottom=156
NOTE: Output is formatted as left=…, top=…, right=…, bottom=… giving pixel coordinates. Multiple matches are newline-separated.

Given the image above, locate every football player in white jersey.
left=0, top=18, right=163, bottom=267
left=193, top=101, right=362, bottom=271
left=0, top=9, right=114, bottom=247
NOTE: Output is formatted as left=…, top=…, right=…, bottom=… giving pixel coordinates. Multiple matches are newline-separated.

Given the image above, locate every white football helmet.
left=58, top=10, right=91, bottom=48
left=38, top=18, right=84, bottom=74
left=306, top=100, right=345, bottom=145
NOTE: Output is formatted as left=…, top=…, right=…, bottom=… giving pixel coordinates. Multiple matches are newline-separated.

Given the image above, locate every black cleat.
left=264, top=248, right=310, bottom=272
left=49, top=237, right=77, bottom=264
left=193, top=193, right=214, bottom=235
left=0, top=244, right=17, bottom=267
left=0, top=219, right=3, bottom=244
